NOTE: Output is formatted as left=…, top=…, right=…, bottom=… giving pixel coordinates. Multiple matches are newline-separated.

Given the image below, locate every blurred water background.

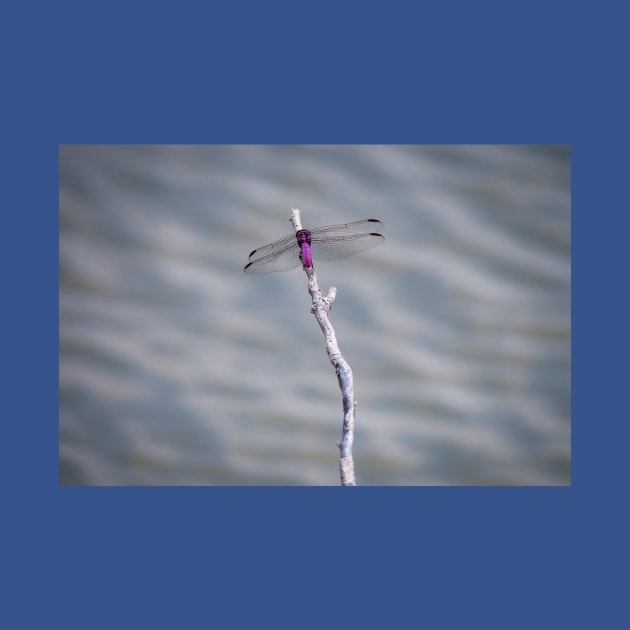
left=59, top=145, right=570, bottom=485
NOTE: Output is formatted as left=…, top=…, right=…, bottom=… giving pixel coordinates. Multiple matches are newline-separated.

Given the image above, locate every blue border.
left=5, top=2, right=616, bottom=628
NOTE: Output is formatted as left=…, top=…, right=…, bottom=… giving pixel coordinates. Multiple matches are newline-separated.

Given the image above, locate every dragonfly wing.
left=244, top=243, right=303, bottom=274
left=309, top=219, right=383, bottom=237
left=309, top=232, right=385, bottom=262
left=247, top=232, right=298, bottom=261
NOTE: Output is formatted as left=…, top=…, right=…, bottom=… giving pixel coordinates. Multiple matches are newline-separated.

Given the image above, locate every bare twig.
left=290, top=208, right=356, bottom=486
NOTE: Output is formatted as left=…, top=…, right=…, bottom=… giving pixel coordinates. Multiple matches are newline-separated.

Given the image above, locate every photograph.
left=59, top=144, right=571, bottom=485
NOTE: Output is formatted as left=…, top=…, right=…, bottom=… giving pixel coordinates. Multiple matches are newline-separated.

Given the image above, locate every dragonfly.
left=244, top=219, right=384, bottom=274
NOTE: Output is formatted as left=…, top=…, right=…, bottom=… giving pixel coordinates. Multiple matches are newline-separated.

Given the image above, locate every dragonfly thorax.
left=295, top=229, right=312, bottom=245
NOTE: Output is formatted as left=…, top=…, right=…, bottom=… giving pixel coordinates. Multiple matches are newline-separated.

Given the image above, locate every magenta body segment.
left=296, top=229, right=313, bottom=267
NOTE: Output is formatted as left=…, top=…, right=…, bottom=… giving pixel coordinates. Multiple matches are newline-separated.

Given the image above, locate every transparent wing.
left=309, top=219, right=382, bottom=238
left=246, top=232, right=299, bottom=262
left=309, top=231, right=385, bottom=262
left=244, top=242, right=302, bottom=274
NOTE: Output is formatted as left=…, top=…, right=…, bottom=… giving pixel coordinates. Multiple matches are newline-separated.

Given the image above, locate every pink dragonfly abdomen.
left=296, top=229, right=313, bottom=267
